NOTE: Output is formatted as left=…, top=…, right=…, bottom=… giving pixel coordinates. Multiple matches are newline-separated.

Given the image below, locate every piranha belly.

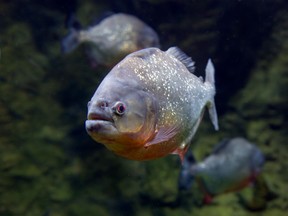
left=105, top=139, right=180, bottom=161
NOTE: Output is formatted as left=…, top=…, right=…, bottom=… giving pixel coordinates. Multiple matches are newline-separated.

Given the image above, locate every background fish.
left=178, top=137, right=265, bottom=203
left=62, top=13, right=160, bottom=67
left=85, top=47, right=218, bottom=161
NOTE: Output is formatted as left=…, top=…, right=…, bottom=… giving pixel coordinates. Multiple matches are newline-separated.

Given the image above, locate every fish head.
left=85, top=72, right=158, bottom=153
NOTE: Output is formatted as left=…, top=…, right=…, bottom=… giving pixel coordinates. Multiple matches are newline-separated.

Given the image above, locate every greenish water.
left=0, top=0, right=287, bottom=215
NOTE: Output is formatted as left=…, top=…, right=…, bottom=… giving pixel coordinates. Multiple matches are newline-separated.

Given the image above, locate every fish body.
left=62, top=13, right=160, bottom=67
left=179, top=137, right=265, bottom=200
left=85, top=47, right=218, bottom=161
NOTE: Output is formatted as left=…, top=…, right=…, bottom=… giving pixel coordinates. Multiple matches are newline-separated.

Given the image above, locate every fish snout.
left=88, top=99, right=109, bottom=109
left=96, top=99, right=109, bottom=109
left=87, top=99, right=113, bottom=122
left=87, top=110, right=113, bottom=121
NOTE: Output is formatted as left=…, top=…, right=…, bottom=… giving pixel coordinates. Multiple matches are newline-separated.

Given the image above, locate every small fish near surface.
left=62, top=13, right=160, bottom=67
left=178, top=137, right=265, bottom=203
left=85, top=47, right=218, bottom=161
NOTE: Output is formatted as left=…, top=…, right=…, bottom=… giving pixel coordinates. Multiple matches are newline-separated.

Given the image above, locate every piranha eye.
left=113, top=102, right=126, bottom=116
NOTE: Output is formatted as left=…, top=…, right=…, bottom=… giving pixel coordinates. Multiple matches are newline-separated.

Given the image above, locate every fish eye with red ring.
left=113, top=102, right=126, bottom=116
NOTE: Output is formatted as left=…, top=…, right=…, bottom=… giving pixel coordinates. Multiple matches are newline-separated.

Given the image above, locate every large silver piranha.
left=85, top=47, right=219, bottom=161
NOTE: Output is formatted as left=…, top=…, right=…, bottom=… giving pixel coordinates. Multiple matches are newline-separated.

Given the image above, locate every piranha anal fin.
left=172, top=146, right=189, bottom=163
left=144, top=124, right=180, bottom=147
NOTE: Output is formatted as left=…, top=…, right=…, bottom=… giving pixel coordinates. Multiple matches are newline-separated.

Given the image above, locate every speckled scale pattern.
left=116, top=48, right=214, bottom=147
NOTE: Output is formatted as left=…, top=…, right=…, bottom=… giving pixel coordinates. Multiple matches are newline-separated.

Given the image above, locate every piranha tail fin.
left=61, top=13, right=82, bottom=54
left=205, top=59, right=219, bottom=131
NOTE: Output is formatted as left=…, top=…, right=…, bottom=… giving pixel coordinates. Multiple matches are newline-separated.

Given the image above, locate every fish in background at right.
left=61, top=13, right=160, bottom=67
left=178, top=137, right=266, bottom=204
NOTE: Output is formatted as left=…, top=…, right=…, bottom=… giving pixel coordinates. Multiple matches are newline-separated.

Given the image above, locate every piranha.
left=178, top=137, right=265, bottom=203
left=62, top=13, right=160, bottom=67
left=85, top=47, right=219, bottom=161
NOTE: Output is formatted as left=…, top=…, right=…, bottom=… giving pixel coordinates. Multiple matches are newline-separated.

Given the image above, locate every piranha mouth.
left=87, top=112, right=112, bottom=122
left=85, top=111, right=114, bottom=134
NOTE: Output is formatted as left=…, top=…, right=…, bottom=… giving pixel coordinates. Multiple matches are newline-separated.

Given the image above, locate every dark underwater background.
left=1, top=0, right=288, bottom=215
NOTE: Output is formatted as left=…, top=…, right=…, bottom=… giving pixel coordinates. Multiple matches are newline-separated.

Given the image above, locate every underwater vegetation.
left=0, top=0, right=287, bottom=216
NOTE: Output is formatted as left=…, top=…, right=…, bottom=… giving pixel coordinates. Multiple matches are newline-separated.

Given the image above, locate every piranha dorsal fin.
left=144, top=124, right=180, bottom=147
left=166, top=47, right=195, bottom=73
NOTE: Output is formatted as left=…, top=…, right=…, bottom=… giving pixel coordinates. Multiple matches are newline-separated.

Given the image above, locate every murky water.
left=0, top=1, right=287, bottom=215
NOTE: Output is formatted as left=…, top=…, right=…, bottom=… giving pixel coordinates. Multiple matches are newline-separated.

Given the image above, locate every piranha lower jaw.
left=85, top=119, right=148, bottom=153
left=85, top=119, right=120, bottom=143
left=85, top=120, right=117, bottom=135
left=86, top=106, right=117, bottom=134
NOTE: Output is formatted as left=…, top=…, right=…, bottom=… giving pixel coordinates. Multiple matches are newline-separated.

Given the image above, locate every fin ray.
left=144, top=124, right=180, bottom=147
left=166, top=47, right=195, bottom=73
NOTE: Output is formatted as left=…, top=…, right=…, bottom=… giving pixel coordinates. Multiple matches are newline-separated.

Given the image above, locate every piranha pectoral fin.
left=144, top=124, right=180, bottom=147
